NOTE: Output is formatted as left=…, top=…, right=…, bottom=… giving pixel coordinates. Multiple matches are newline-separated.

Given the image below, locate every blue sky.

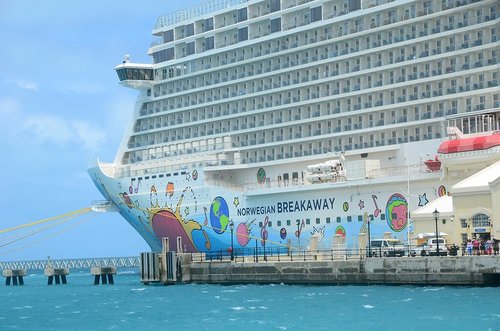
left=0, top=0, right=201, bottom=261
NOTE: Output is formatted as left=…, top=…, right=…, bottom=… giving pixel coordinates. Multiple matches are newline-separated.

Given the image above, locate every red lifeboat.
left=438, top=131, right=500, bottom=154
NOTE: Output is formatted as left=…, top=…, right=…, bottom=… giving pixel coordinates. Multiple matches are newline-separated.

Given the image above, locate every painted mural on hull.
left=90, top=165, right=450, bottom=254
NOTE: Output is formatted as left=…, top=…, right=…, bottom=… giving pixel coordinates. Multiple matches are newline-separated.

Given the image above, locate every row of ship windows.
left=153, top=0, right=488, bottom=61
left=124, top=126, right=444, bottom=164
left=129, top=97, right=500, bottom=154
left=238, top=133, right=442, bottom=164
left=258, top=213, right=388, bottom=229
left=147, top=36, right=498, bottom=111
left=159, top=0, right=285, bottom=40
left=142, top=62, right=499, bottom=124
left=143, top=81, right=498, bottom=119
left=130, top=170, right=189, bottom=182
left=136, top=77, right=499, bottom=140
left=133, top=109, right=449, bottom=145
left=154, top=0, right=361, bottom=62
left=156, top=0, right=481, bottom=35
left=128, top=124, right=440, bottom=158
left=154, top=24, right=497, bottom=91
left=151, top=1, right=496, bottom=76
left=124, top=134, right=439, bottom=165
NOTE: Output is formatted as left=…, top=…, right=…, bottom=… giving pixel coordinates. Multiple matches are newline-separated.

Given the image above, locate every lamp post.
left=367, top=215, right=372, bottom=257
left=229, top=221, right=234, bottom=261
left=296, top=219, right=301, bottom=250
left=407, top=164, right=411, bottom=257
left=433, top=208, right=440, bottom=256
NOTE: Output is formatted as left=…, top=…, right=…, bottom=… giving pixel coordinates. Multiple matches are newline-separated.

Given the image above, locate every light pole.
left=367, top=215, right=372, bottom=257
left=433, top=208, right=440, bottom=256
left=407, top=164, right=411, bottom=256
left=229, top=221, right=234, bottom=261
left=296, top=219, right=301, bottom=250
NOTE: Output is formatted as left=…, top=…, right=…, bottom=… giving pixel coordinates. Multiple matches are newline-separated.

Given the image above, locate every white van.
left=369, top=239, right=406, bottom=257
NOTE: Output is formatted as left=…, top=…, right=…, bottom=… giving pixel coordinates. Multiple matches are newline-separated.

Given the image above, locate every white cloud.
left=22, top=114, right=74, bottom=145
left=16, top=80, right=39, bottom=91
left=72, top=120, right=106, bottom=152
left=0, top=96, right=22, bottom=118
left=0, top=97, right=23, bottom=142
left=21, top=114, right=106, bottom=153
left=0, top=97, right=106, bottom=153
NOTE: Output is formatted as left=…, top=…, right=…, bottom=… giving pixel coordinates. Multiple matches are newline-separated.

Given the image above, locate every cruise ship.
left=88, top=0, right=500, bottom=254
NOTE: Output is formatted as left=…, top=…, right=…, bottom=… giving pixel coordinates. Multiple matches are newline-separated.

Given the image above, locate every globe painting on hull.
left=385, top=193, right=408, bottom=232
left=210, top=196, right=230, bottom=234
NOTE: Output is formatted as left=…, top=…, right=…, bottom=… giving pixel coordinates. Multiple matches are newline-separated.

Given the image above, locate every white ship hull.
left=89, top=140, right=459, bottom=253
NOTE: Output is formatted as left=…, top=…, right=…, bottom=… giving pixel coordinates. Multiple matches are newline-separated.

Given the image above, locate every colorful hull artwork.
left=89, top=163, right=450, bottom=254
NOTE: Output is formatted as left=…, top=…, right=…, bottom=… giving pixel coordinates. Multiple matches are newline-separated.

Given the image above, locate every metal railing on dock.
left=187, top=245, right=460, bottom=263
left=189, top=247, right=365, bottom=263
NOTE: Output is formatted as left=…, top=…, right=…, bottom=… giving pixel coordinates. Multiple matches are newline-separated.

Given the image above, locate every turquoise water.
left=1, top=268, right=499, bottom=330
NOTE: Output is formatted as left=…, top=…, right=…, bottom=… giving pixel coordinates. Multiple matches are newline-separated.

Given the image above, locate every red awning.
left=438, top=132, right=500, bottom=154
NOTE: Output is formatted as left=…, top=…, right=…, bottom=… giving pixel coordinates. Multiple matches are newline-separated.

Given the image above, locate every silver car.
left=410, top=238, right=448, bottom=256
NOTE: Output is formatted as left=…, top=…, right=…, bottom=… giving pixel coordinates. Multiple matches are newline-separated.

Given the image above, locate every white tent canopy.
left=411, top=195, right=453, bottom=219
left=413, top=232, right=448, bottom=239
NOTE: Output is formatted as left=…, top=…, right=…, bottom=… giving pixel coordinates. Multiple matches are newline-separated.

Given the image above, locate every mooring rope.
left=0, top=207, right=91, bottom=235
left=0, top=209, right=92, bottom=248
left=0, top=211, right=98, bottom=257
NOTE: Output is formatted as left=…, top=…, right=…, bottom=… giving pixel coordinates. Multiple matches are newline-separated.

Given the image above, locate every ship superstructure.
left=89, top=0, right=500, bottom=254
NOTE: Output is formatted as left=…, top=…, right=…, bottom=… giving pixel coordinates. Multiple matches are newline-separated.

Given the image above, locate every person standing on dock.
left=472, top=238, right=479, bottom=255
left=493, top=237, right=499, bottom=255
left=466, top=239, right=473, bottom=256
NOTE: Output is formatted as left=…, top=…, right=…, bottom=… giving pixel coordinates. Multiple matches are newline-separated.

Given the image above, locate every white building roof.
left=451, top=160, right=500, bottom=194
left=412, top=195, right=454, bottom=219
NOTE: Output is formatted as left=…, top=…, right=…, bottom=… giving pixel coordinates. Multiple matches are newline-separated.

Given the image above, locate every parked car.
left=410, top=243, right=430, bottom=257
left=369, top=239, right=406, bottom=257
left=410, top=237, right=448, bottom=256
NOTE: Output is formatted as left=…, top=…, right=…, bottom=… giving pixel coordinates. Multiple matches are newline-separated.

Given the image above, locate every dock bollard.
left=3, top=269, right=27, bottom=286
left=91, top=266, right=116, bottom=285
left=44, top=268, right=69, bottom=285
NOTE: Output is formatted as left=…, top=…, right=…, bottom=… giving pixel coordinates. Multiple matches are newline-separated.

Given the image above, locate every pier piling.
left=2, top=269, right=27, bottom=286
left=44, top=268, right=69, bottom=285
left=91, top=266, right=116, bottom=285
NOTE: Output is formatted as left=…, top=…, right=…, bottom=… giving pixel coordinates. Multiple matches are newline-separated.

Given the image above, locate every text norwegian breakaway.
left=237, top=198, right=335, bottom=216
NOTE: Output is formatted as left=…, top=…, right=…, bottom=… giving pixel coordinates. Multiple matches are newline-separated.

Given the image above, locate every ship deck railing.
left=209, top=163, right=433, bottom=192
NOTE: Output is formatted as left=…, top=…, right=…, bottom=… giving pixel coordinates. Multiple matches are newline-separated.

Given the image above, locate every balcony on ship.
left=115, top=55, right=154, bottom=89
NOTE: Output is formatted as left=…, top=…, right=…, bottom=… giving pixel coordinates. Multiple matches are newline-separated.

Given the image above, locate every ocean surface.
left=1, top=268, right=499, bottom=330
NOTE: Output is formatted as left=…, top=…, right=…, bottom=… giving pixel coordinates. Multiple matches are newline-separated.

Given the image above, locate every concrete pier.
left=91, top=266, right=116, bottom=285
left=174, top=255, right=500, bottom=286
left=44, top=268, right=69, bottom=285
left=2, top=269, right=27, bottom=286
left=142, top=237, right=500, bottom=286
